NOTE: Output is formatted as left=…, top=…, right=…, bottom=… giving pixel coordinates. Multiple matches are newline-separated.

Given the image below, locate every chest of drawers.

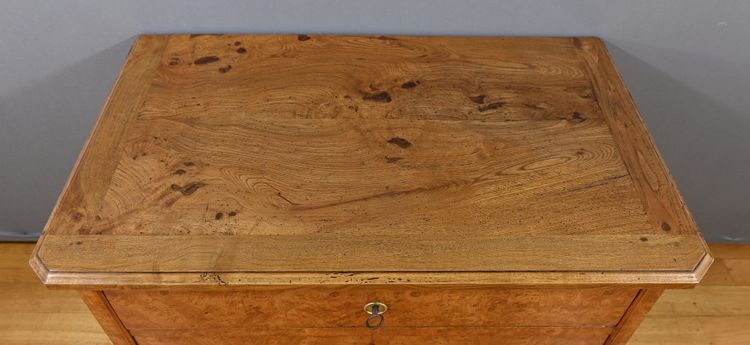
left=31, top=34, right=711, bottom=345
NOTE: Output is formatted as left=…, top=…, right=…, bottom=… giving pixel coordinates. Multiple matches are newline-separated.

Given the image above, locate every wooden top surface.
left=31, top=35, right=711, bottom=287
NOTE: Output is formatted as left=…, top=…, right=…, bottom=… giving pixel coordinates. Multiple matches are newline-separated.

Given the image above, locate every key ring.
left=363, top=302, right=387, bottom=330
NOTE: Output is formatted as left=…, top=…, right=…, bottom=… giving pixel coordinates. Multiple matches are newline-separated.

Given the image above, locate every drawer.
left=131, top=327, right=612, bottom=345
left=106, top=286, right=637, bottom=330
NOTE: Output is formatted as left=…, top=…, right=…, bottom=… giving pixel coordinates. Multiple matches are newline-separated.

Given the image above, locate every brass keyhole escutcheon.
left=364, top=302, right=387, bottom=330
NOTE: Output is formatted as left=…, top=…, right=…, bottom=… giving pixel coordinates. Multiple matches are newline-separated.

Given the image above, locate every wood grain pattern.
left=39, top=35, right=168, bottom=238
left=31, top=35, right=710, bottom=287
left=631, top=284, right=750, bottom=345
left=38, top=234, right=705, bottom=273
left=130, top=327, right=612, bottom=345
left=575, top=37, right=702, bottom=237
left=80, top=117, right=644, bottom=237
left=105, top=286, right=636, bottom=330
left=632, top=316, right=750, bottom=345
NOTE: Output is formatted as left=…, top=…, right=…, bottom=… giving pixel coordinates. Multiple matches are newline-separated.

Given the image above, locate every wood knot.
left=387, top=137, right=412, bottom=148
left=362, top=91, right=391, bottom=103
left=194, top=56, right=220, bottom=65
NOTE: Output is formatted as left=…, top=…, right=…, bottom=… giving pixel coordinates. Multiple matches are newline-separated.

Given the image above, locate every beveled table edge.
left=30, top=236, right=712, bottom=289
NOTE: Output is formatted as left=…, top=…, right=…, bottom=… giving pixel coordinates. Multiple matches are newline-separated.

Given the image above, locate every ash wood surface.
left=31, top=34, right=710, bottom=287
left=576, top=39, right=701, bottom=237
left=106, top=286, right=636, bottom=330
left=37, top=234, right=704, bottom=272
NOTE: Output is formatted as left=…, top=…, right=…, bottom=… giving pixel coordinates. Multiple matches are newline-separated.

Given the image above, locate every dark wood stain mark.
left=297, top=34, right=310, bottom=41
left=181, top=182, right=205, bottom=196
left=168, top=57, right=180, bottom=66
left=362, top=91, right=391, bottom=103
left=171, top=182, right=206, bottom=196
left=215, top=212, right=223, bottom=220
left=469, top=95, right=487, bottom=104
left=194, top=56, right=220, bottom=65
left=184, top=162, right=195, bottom=167
left=236, top=47, right=247, bottom=54
left=174, top=169, right=186, bottom=175
left=387, top=137, right=412, bottom=149
left=228, top=211, right=237, bottom=217
left=478, top=101, right=504, bottom=112
left=661, top=222, right=672, bottom=232
left=640, top=236, right=649, bottom=242
left=234, top=41, right=241, bottom=46
left=401, top=81, right=419, bottom=89
left=385, top=156, right=403, bottom=163
left=71, top=212, right=83, bottom=222
left=218, top=65, right=232, bottom=73
left=571, top=112, right=585, bottom=122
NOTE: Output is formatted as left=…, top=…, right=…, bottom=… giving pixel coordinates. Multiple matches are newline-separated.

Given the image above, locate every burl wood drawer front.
left=106, top=286, right=637, bottom=330
left=130, top=327, right=612, bottom=345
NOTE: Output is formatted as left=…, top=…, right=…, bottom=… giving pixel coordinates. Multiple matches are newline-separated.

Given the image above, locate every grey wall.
left=1, top=0, right=748, bottom=242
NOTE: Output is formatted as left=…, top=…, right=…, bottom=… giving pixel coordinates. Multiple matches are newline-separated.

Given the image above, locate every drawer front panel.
left=106, top=286, right=636, bottom=330
left=132, top=327, right=612, bottom=345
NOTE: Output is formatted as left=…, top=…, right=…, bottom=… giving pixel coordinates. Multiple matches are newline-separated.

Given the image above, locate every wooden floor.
left=1, top=243, right=748, bottom=345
